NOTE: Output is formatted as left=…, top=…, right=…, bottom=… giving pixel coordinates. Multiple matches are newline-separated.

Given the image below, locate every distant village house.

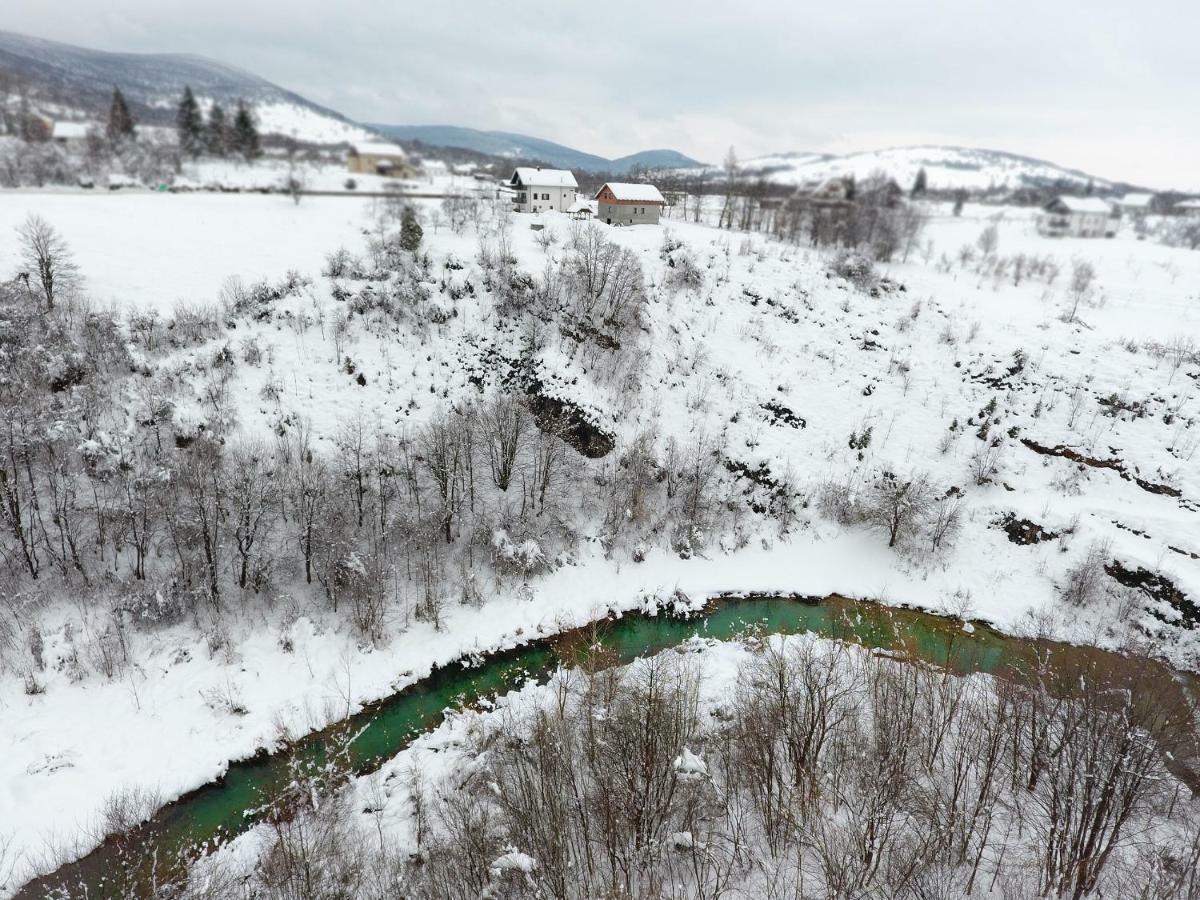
left=1036, top=196, right=1117, bottom=238
left=1176, top=199, right=1200, bottom=218
left=509, top=167, right=578, bottom=213
left=1114, top=192, right=1155, bottom=215
left=347, top=141, right=414, bottom=178
left=51, top=120, right=94, bottom=151
left=595, top=182, right=667, bottom=225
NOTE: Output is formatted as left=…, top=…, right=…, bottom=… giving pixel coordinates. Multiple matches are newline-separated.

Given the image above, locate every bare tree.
left=480, top=395, right=526, bottom=492
left=17, top=214, right=79, bottom=311
left=1063, top=259, right=1096, bottom=323
left=862, top=470, right=934, bottom=549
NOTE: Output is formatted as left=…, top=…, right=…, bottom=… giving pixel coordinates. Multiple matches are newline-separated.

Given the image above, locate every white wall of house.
left=514, top=185, right=576, bottom=213
left=1037, top=211, right=1113, bottom=238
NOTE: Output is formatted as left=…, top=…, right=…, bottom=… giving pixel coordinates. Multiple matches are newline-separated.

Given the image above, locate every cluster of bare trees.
left=696, top=161, right=930, bottom=264
left=162, top=636, right=1199, bottom=900
left=819, top=468, right=963, bottom=553
left=0, top=213, right=747, bottom=689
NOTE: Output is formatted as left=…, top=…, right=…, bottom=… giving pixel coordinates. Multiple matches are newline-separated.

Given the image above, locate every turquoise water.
left=12, top=594, right=1129, bottom=898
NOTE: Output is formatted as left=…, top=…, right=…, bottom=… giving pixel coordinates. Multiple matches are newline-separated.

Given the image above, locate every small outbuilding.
left=1176, top=199, right=1200, bottom=218
left=595, top=182, right=667, bottom=225
left=567, top=198, right=597, bottom=219
left=1036, top=196, right=1117, bottom=238
left=347, top=142, right=414, bottom=177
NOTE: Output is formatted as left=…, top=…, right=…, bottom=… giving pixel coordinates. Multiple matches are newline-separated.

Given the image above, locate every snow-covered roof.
left=1117, top=192, right=1154, bottom=208
left=511, top=167, right=577, bottom=188
left=597, top=182, right=667, bottom=203
left=1050, top=196, right=1113, bottom=214
left=52, top=121, right=93, bottom=140
left=350, top=141, right=407, bottom=158
left=567, top=199, right=597, bottom=215
left=1175, top=199, right=1200, bottom=210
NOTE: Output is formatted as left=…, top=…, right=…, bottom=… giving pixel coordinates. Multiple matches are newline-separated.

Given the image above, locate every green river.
left=17, top=593, right=1194, bottom=898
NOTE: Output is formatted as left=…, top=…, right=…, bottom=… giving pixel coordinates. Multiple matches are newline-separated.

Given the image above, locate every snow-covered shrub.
left=817, top=476, right=860, bottom=525
left=1158, top=217, right=1200, bottom=251
left=323, top=247, right=358, bottom=278
left=1060, top=541, right=1110, bottom=606
left=167, top=301, right=225, bottom=346
left=664, top=248, right=705, bottom=294
left=830, top=249, right=879, bottom=292
left=121, top=585, right=186, bottom=628
left=968, top=440, right=1004, bottom=486
left=492, top=529, right=547, bottom=579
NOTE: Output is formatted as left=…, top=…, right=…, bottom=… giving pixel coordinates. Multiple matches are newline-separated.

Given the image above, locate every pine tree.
left=952, top=189, right=967, bottom=217
left=107, top=88, right=135, bottom=143
left=231, top=101, right=260, bottom=161
left=399, top=206, right=423, bottom=253
left=176, top=86, right=203, bottom=157
left=911, top=167, right=928, bottom=197
left=205, top=102, right=228, bottom=156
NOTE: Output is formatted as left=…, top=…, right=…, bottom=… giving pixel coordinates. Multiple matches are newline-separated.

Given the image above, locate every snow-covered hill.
left=733, top=145, right=1132, bottom=193
left=0, top=29, right=373, bottom=145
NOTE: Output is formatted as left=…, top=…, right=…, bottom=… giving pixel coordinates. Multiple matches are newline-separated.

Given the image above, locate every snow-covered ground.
left=1, top=188, right=1199, bottom=893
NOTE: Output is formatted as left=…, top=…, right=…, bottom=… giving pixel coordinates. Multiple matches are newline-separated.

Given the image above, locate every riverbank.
left=16, top=590, right=1199, bottom=898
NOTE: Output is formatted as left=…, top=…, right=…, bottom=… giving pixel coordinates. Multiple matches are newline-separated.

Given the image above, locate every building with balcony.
left=1036, top=196, right=1117, bottom=238
left=509, top=167, right=578, bottom=213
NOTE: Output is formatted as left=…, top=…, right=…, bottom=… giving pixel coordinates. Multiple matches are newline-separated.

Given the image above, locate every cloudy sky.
left=8, top=0, right=1198, bottom=188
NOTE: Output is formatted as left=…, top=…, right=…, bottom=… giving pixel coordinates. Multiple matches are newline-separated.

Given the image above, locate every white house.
left=1036, top=196, right=1117, bottom=238
left=51, top=121, right=95, bottom=151
left=1115, top=192, right=1155, bottom=215
left=509, top=167, right=578, bottom=213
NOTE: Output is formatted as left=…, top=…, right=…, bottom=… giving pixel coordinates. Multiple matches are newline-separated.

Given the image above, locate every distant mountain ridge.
left=733, top=145, right=1144, bottom=193
left=369, top=124, right=703, bottom=174
left=0, top=29, right=373, bottom=144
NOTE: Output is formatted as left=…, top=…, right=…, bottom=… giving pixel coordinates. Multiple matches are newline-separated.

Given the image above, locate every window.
left=543, top=193, right=549, bottom=201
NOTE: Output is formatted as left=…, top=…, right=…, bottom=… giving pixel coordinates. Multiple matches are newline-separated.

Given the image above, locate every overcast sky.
left=8, top=0, right=1198, bottom=188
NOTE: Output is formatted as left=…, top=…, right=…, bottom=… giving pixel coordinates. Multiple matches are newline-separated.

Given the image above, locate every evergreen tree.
left=231, top=101, right=260, bottom=160
left=399, top=206, right=423, bottom=253
left=911, top=167, right=928, bottom=197
left=952, top=189, right=967, bottom=217
left=176, top=86, right=204, bottom=157
left=107, top=88, right=136, bottom=143
left=205, top=102, right=229, bottom=156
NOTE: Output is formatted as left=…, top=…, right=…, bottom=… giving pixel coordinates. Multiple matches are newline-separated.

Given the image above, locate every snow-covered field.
left=0, top=193, right=374, bottom=309
left=2, top=188, right=1199, bottom=893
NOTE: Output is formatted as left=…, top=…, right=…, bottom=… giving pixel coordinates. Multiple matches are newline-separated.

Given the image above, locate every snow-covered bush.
left=1060, top=541, right=1111, bottom=606
left=829, top=249, right=879, bottom=292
